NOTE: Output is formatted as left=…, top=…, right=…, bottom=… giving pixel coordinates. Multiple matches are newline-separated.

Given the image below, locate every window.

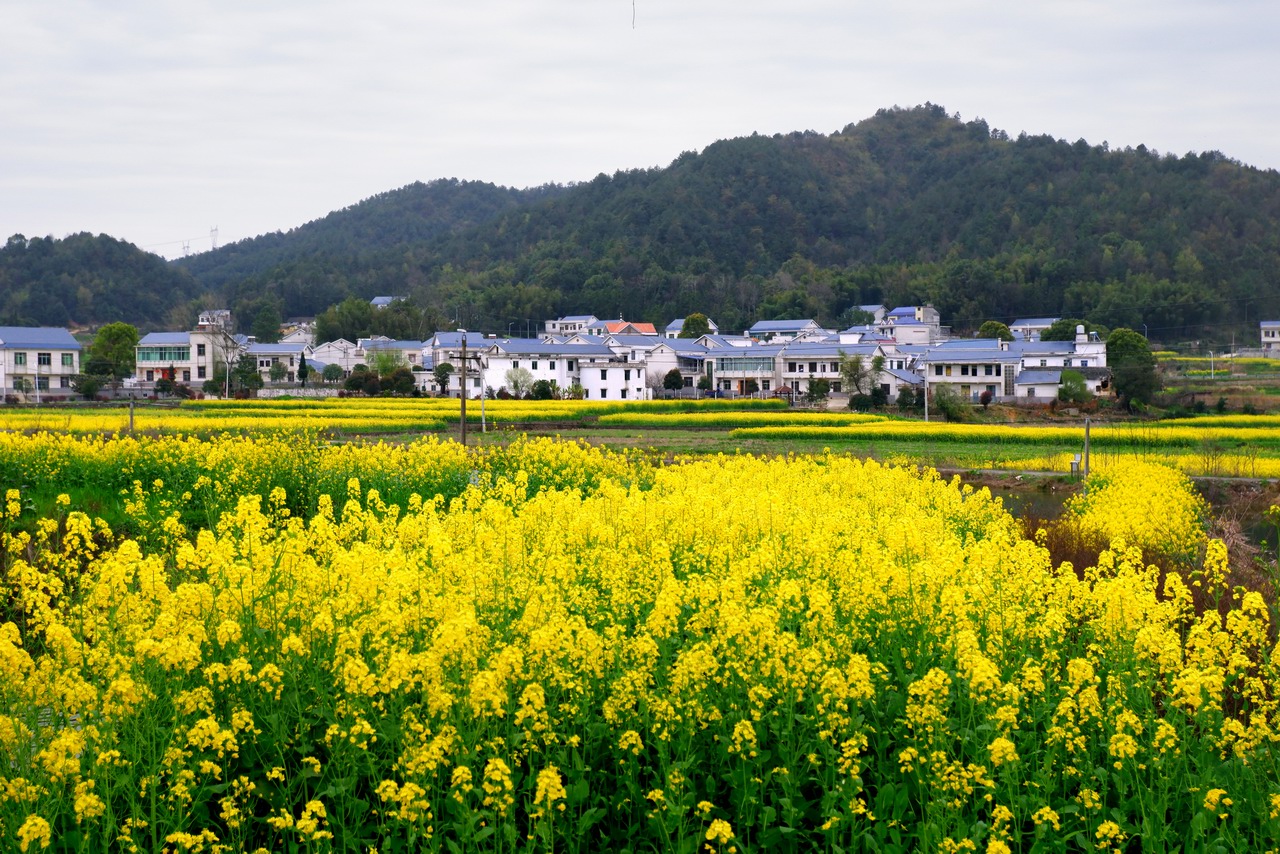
left=531, top=360, right=538, bottom=370
left=37, top=353, right=51, bottom=366
left=183, top=370, right=191, bottom=382
left=934, top=365, right=943, bottom=376
left=599, top=388, right=607, bottom=398
left=984, top=365, right=993, bottom=375
left=601, top=369, right=608, bottom=380
left=787, top=362, right=797, bottom=373
left=995, top=365, right=1001, bottom=376
left=549, top=361, right=556, bottom=370
left=473, top=377, right=481, bottom=388
left=621, top=388, right=628, bottom=399
left=13, top=353, right=25, bottom=366
left=11, top=378, right=22, bottom=390
left=567, top=360, right=575, bottom=371
left=945, top=366, right=952, bottom=377
left=146, top=370, right=154, bottom=382
left=1026, top=388, right=1037, bottom=397
left=809, top=362, right=817, bottom=373
left=197, top=344, right=206, bottom=357
left=1079, top=360, right=1089, bottom=367
left=761, top=380, right=770, bottom=391
left=198, top=366, right=206, bottom=379
left=1040, top=359, right=1047, bottom=367
left=36, top=377, right=48, bottom=391
left=1064, top=359, right=1072, bottom=368
left=960, top=365, right=969, bottom=376
left=512, top=360, right=519, bottom=369
left=59, top=377, right=70, bottom=388
left=62, top=353, right=74, bottom=367
left=624, top=369, right=630, bottom=381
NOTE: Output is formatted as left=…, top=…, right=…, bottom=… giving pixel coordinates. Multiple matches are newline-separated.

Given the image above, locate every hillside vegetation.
left=5, top=105, right=1279, bottom=342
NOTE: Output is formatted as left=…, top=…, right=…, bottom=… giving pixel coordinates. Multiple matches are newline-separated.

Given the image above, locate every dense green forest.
left=0, top=233, right=201, bottom=329
left=6, top=106, right=1280, bottom=344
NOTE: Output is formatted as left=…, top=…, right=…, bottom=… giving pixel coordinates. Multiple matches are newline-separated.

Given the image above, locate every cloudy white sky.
left=3, top=1, right=1277, bottom=259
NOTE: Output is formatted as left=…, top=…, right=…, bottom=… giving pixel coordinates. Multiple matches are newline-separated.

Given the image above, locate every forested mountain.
left=176, top=178, right=565, bottom=297
left=8, top=106, right=1280, bottom=342
left=0, top=232, right=201, bottom=329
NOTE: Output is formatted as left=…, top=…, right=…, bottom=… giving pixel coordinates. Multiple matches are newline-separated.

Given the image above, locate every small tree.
left=72, top=374, right=104, bottom=400
left=976, top=321, right=1014, bottom=341
left=297, top=355, right=310, bottom=387
left=743, top=378, right=759, bottom=395
left=697, top=375, right=713, bottom=392
left=1058, top=370, right=1090, bottom=404
left=805, top=377, right=831, bottom=406
left=268, top=361, right=288, bottom=383
left=530, top=379, right=555, bottom=400
left=385, top=366, right=416, bottom=395
left=663, top=368, right=685, bottom=392
left=839, top=352, right=885, bottom=397
left=89, top=322, right=140, bottom=392
left=232, top=354, right=263, bottom=394
left=679, top=313, right=712, bottom=339
left=1107, top=328, right=1159, bottom=410
left=979, top=388, right=994, bottom=410
left=897, top=387, right=921, bottom=412
left=932, top=384, right=965, bottom=422
left=369, top=349, right=407, bottom=378
left=504, top=367, right=533, bottom=397
left=322, top=363, right=344, bottom=384
left=432, top=363, right=455, bottom=394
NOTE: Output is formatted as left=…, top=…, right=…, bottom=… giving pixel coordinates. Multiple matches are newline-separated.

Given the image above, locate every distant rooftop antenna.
left=182, top=241, right=190, bottom=257
left=210, top=226, right=219, bottom=251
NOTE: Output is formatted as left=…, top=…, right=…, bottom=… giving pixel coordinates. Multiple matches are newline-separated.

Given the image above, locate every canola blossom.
left=0, top=436, right=1277, bottom=852
left=728, top=420, right=1280, bottom=451
left=596, top=411, right=886, bottom=428
left=0, top=398, right=786, bottom=436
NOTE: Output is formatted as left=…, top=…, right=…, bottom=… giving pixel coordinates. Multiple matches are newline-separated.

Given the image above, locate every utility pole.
left=458, top=330, right=467, bottom=446
left=1083, top=416, right=1091, bottom=481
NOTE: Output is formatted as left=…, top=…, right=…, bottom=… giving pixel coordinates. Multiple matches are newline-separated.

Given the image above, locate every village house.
left=134, top=310, right=239, bottom=386
left=746, top=319, right=827, bottom=343
left=0, top=326, right=82, bottom=399
left=543, top=315, right=598, bottom=337
left=1261, top=321, right=1280, bottom=354
left=1009, top=317, right=1059, bottom=339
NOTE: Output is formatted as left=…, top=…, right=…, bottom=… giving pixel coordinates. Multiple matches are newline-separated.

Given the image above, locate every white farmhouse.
left=0, top=327, right=81, bottom=399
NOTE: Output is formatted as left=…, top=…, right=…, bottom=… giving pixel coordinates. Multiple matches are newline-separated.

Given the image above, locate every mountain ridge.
left=4, top=104, right=1277, bottom=343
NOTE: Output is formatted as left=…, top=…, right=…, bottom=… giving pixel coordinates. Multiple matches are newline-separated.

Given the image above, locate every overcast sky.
left=3, top=0, right=1277, bottom=260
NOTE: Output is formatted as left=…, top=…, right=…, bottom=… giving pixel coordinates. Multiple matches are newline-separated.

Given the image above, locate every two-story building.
left=1262, top=321, right=1280, bottom=354
left=0, top=327, right=82, bottom=399
left=135, top=309, right=240, bottom=387
left=479, top=339, right=606, bottom=394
